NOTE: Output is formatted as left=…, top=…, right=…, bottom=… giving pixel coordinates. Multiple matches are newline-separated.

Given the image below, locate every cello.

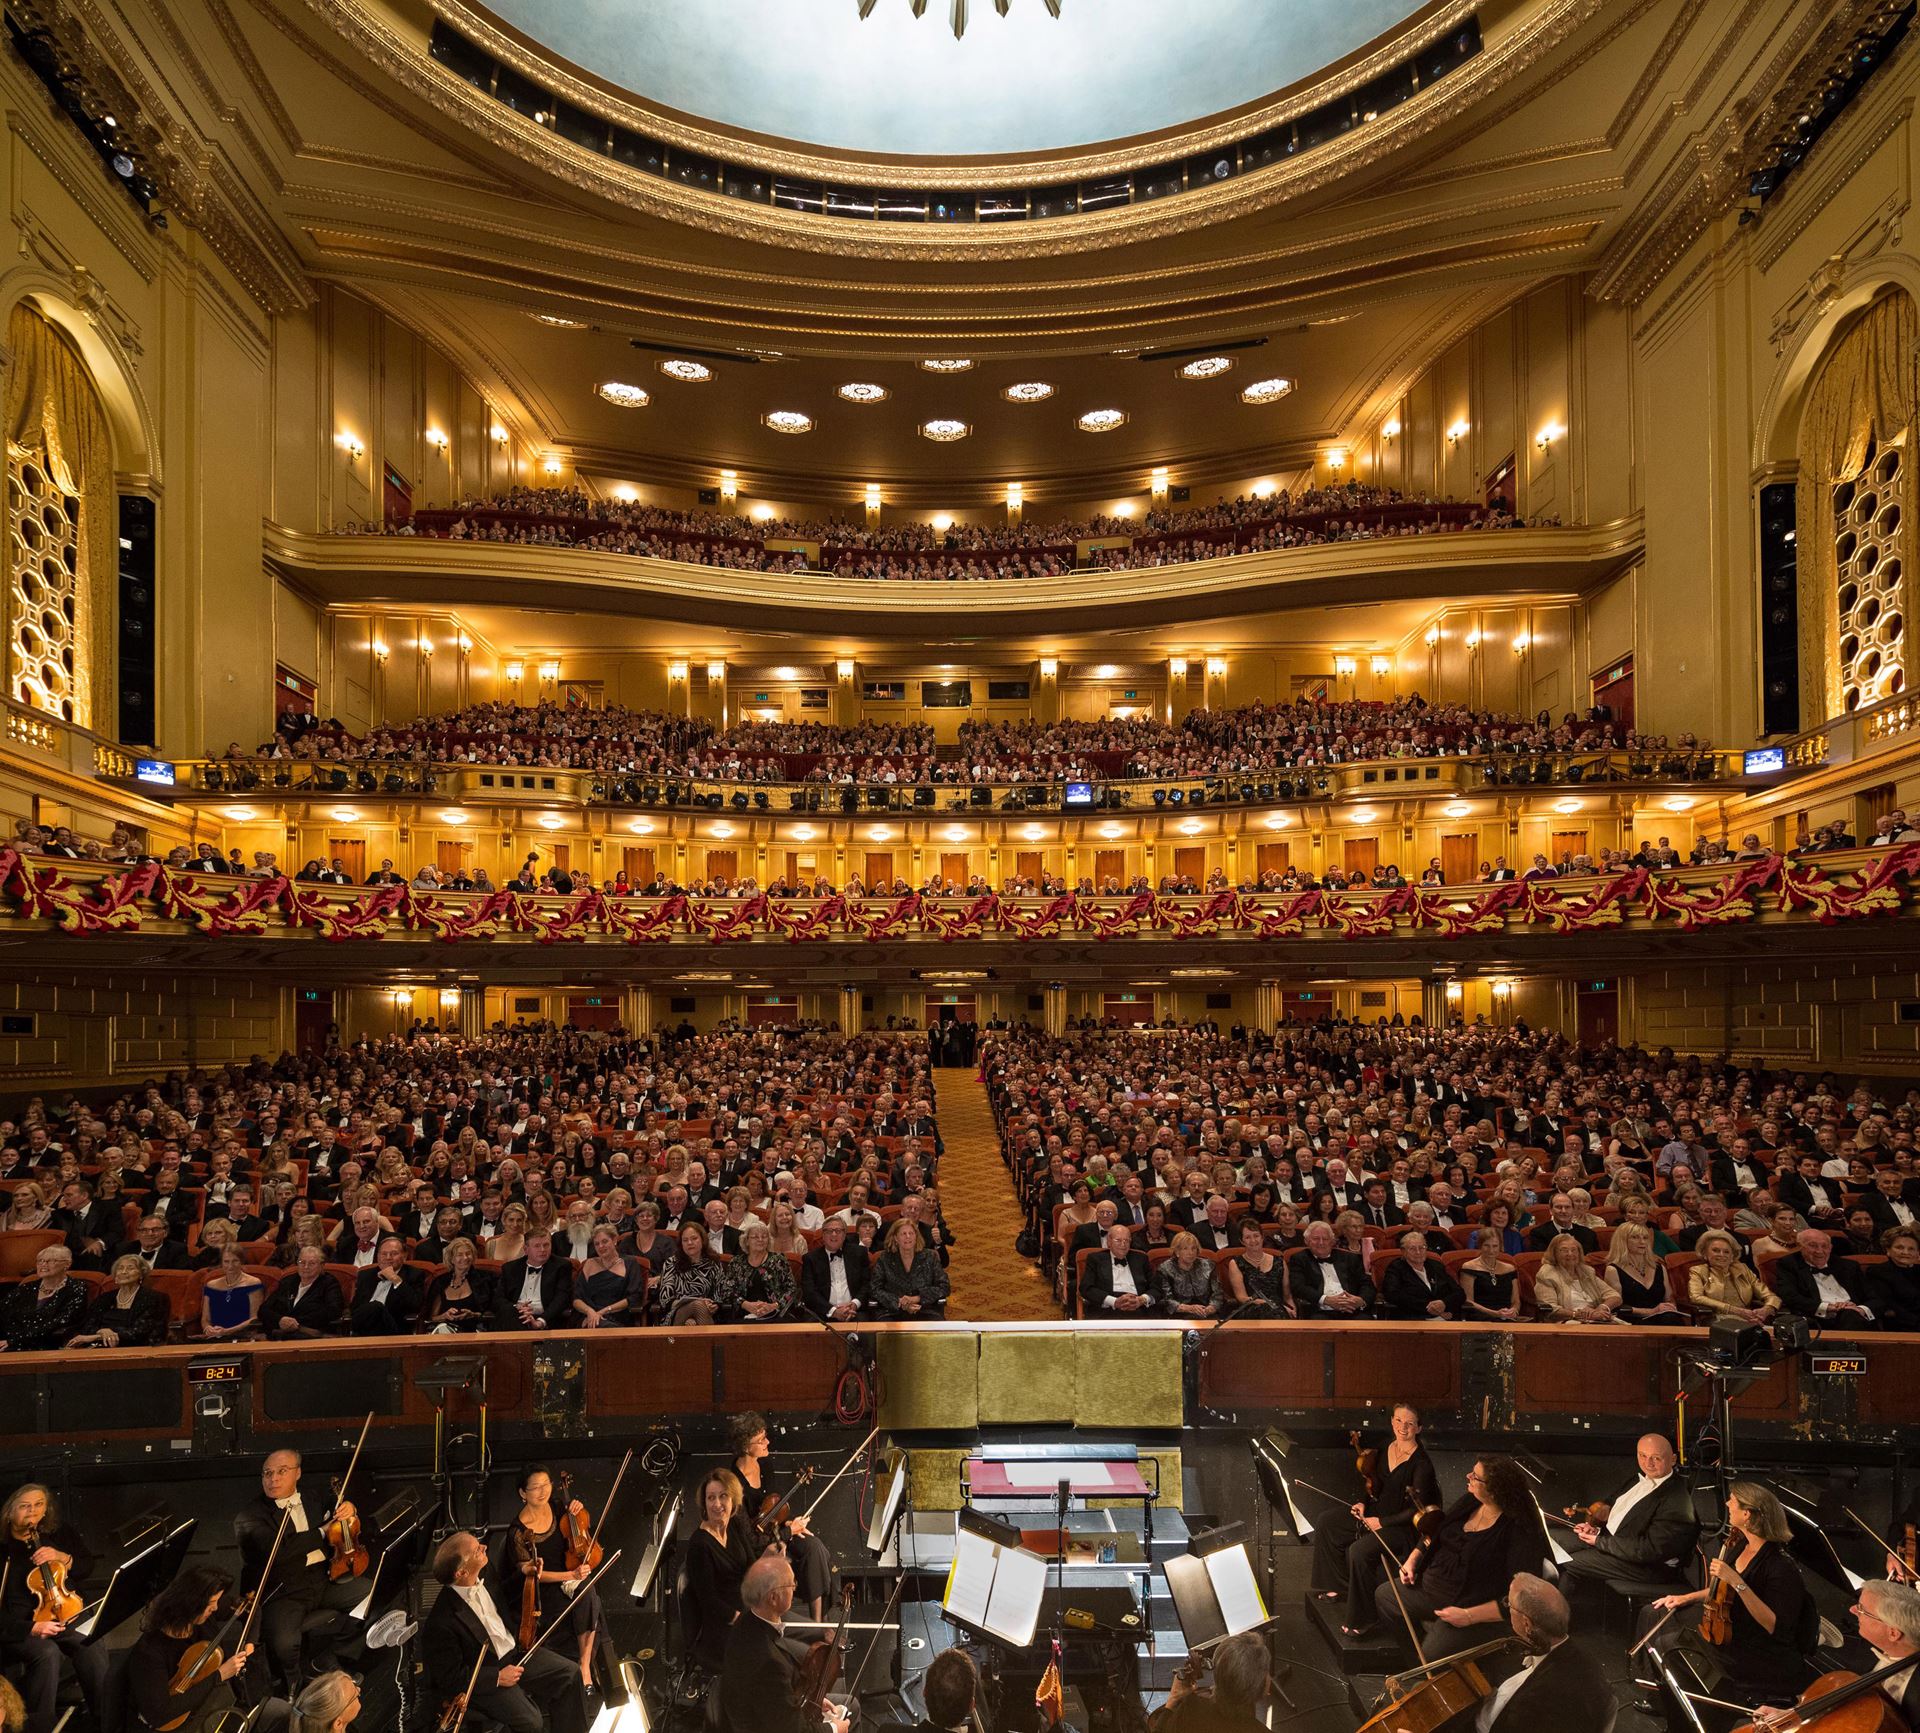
left=1728, top=1654, right=1916, bottom=1733
left=1353, top=1636, right=1516, bottom=1733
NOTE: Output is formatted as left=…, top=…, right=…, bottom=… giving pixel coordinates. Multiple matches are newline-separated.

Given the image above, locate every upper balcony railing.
left=160, top=747, right=1747, bottom=815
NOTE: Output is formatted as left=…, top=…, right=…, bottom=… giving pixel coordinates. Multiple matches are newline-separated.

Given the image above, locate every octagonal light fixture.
left=920, top=419, right=972, bottom=442
left=658, top=358, right=714, bottom=383
left=762, top=410, right=814, bottom=434
left=1002, top=381, right=1055, bottom=403
left=837, top=382, right=889, bottom=404
left=919, top=358, right=973, bottom=373
left=1178, top=356, right=1235, bottom=380
left=1077, top=408, right=1127, bottom=433
left=597, top=381, right=651, bottom=408
left=1241, top=377, right=1295, bottom=405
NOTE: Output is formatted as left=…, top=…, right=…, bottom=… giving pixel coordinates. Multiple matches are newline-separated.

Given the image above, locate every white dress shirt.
left=455, top=1581, right=515, bottom=1658
left=1605, top=1472, right=1667, bottom=1535
left=1475, top=1651, right=1542, bottom=1732
left=276, top=1492, right=327, bottom=1567
left=518, top=1264, right=549, bottom=1308
left=1105, top=1259, right=1138, bottom=1308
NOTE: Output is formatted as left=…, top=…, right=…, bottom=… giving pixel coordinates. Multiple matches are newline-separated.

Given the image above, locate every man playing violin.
left=1557, top=1435, right=1699, bottom=1597
left=1148, top=1630, right=1274, bottom=1730
left=235, top=1451, right=367, bottom=1691
left=0, top=1482, right=109, bottom=1733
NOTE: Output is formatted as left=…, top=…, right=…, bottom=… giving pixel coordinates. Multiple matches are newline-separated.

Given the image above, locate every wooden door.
left=1592, top=657, right=1633, bottom=730
left=864, top=851, right=893, bottom=887
left=1102, top=993, right=1153, bottom=1025
left=783, top=850, right=820, bottom=887
left=705, top=849, right=737, bottom=882
left=548, top=844, right=571, bottom=873
left=1577, top=982, right=1618, bottom=1046
left=939, top=851, right=969, bottom=885
left=1173, top=846, right=1206, bottom=882
left=624, top=846, right=656, bottom=883
left=1440, top=833, right=1478, bottom=886
left=436, top=840, right=473, bottom=875
left=1343, top=837, right=1378, bottom=877
left=1014, top=850, right=1044, bottom=882
left=1255, top=841, right=1290, bottom=876
left=1551, top=830, right=1588, bottom=865
left=325, top=838, right=366, bottom=880
left=1093, top=849, right=1125, bottom=886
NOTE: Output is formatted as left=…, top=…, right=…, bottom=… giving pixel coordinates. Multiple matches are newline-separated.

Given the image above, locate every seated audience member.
left=1872, top=1225, right=1920, bottom=1331
left=1153, top=1230, right=1224, bottom=1319
left=868, top=1220, right=948, bottom=1320
left=1773, top=1228, right=1877, bottom=1329
left=1686, top=1229, right=1780, bottom=1327
left=731, top=1221, right=798, bottom=1322
left=349, top=1236, right=423, bottom=1335
left=258, top=1245, right=345, bottom=1338
left=801, top=1217, right=869, bottom=1321
left=495, top=1228, right=574, bottom=1330
left=67, top=1252, right=171, bottom=1347
left=0, top=1244, right=89, bottom=1350
left=1289, top=1221, right=1375, bottom=1318
left=655, top=1223, right=729, bottom=1326
left=425, top=1237, right=496, bottom=1333
left=1532, top=1233, right=1619, bottom=1324
left=574, top=1224, right=648, bottom=1327
left=1377, top=1230, right=1463, bottom=1319
left=201, top=1244, right=266, bottom=1339
left=1527, top=1193, right=1599, bottom=1254
left=1603, top=1222, right=1686, bottom=1324
left=1081, top=1222, right=1155, bottom=1316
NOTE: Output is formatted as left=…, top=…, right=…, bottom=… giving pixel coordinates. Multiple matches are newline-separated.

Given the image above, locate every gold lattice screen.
left=1832, top=434, right=1908, bottom=711
left=6, top=447, right=83, bottom=720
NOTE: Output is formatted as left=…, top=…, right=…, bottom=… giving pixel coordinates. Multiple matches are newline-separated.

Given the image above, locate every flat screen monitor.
left=135, top=759, right=175, bottom=787
left=1744, top=746, right=1786, bottom=775
left=1063, top=781, right=1094, bottom=807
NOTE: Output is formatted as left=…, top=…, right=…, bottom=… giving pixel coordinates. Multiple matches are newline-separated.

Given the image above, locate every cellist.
left=1750, top=1580, right=1920, bottom=1729
left=718, top=1555, right=849, bottom=1733
left=0, top=1482, right=109, bottom=1733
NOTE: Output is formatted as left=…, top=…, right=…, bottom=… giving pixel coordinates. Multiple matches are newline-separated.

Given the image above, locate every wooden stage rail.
left=0, top=1321, right=1911, bottom=1467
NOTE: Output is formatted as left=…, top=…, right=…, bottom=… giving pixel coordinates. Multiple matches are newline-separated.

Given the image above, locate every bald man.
left=235, top=1449, right=367, bottom=1690
left=1557, top=1434, right=1699, bottom=1595
left=1473, top=1574, right=1614, bottom=1733
left=719, top=1555, right=849, bottom=1733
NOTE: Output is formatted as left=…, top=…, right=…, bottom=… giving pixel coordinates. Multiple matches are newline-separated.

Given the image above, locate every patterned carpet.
left=933, top=1065, right=1055, bottom=1321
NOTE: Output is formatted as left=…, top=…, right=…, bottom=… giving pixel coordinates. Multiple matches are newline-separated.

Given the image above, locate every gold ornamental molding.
left=298, top=0, right=1617, bottom=262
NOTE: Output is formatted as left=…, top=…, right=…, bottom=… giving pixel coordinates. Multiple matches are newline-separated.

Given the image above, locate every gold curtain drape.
left=1796, top=289, right=1919, bottom=725
left=4, top=302, right=114, bottom=730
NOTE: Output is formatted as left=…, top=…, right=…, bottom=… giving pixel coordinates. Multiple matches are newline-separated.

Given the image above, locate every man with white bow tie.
left=234, top=1450, right=367, bottom=1691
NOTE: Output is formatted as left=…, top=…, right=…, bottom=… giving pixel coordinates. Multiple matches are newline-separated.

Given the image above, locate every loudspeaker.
left=1758, top=482, right=1799, bottom=735
left=117, top=494, right=156, bottom=744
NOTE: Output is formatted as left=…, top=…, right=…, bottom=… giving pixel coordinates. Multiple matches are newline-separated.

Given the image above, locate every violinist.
left=730, top=1414, right=831, bottom=1623
left=235, top=1451, right=366, bottom=1690
left=126, top=1564, right=283, bottom=1733
left=718, top=1555, right=849, bottom=1733
left=422, top=1532, right=588, bottom=1733
left=1311, top=1405, right=1440, bottom=1636
left=684, top=1469, right=758, bottom=1677
left=901, top=1650, right=980, bottom=1732
left=1147, top=1630, right=1274, bottom=1730
left=1557, top=1434, right=1699, bottom=1597
left=1371, top=1458, right=1548, bottom=1660
left=493, top=1466, right=599, bottom=1689
left=291, top=1671, right=360, bottom=1733
left=0, top=1483, right=107, bottom=1733
left=1447, top=1573, right=1616, bottom=1733
left=1643, top=1482, right=1815, bottom=1715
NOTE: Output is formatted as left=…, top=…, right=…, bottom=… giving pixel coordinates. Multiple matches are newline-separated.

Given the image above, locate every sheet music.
left=942, top=1527, right=995, bottom=1630
left=985, top=1544, right=1047, bottom=1648
left=1006, top=1461, right=1112, bottom=1490
left=1204, top=1546, right=1267, bottom=1637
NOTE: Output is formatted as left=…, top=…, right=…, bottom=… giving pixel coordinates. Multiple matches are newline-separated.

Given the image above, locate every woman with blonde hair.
left=1687, top=1229, right=1781, bottom=1327
left=766, top=1201, right=807, bottom=1258
left=1603, top=1221, right=1684, bottom=1323
left=201, top=1245, right=265, bottom=1339
left=1533, top=1232, right=1619, bottom=1323
left=489, top=1202, right=530, bottom=1266
left=0, top=1180, right=51, bottom=1233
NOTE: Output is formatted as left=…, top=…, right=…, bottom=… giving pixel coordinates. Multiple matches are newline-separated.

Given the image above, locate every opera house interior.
left=9, top=0, right=1920, bottom=1730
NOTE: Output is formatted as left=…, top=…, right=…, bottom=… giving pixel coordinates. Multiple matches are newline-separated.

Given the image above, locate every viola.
left=561, top=1450, right=631, bottom=1592
left=755, top=1463, right=818, bottom=1538
left=1902, top=1521, right=1917, bottom=1578
left=1349, top=1429, right=1383, bottom=1503
left=795, top=1584, right=855, bottom=1718
left=24, top=1522, right=82, bottom=1625
left=1698, top=1529, right=1740, bottom=1648
left=1564, top=1501, right=1610, bottom=1527
left=514, top=1523, right=541, bottom=1650
left=157, top=1595, right=252, bottom=1733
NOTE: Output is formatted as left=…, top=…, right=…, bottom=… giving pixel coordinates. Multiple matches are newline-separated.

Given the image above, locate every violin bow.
left=235, top=1508, right=292, bottom=1661
left=330, top=1412, right=375, bottom=1517
left=1364, top=1521, right=1428, bottom=1667
left=799, top=1427, right=881, bottom=1524
left=1840, top=1503, right=1915, bottom=1581
left=582, top=1449, right=634, bottom=1562
left=1625, top=1599, right=1682, bottom=1660
left=517, top=1551, right=622, bottom=1661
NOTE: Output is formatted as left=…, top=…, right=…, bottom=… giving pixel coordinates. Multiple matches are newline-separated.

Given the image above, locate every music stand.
left=1164, top=1529, right=1270, bottom=1655
left=866, top=1448, right=909, bottom=1555
left=941, top=1514, right=1047, bottom=1650
left=629, top=1487, right=681, bottom=1603
left=75, top=1517, right=196, bottom=1642
left=350, top=1512, right=424, bottom=1622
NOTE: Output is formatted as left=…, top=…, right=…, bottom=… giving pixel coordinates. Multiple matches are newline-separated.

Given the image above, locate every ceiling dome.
left=475, top=0, right=1432, bottom=157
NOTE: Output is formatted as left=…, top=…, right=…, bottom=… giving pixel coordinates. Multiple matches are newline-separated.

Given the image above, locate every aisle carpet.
left=932, top=1065, right=1054, bottom=1322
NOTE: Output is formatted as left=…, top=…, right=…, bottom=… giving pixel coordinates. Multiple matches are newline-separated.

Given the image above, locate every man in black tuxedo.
left=1312, top=1158, right=1364, bottom=1213
left=1063, top=1200, right=1121, bottom=1313
left=421, top=1531, right=588, bottom=1733
left=1289, top=1222, right=1375, bottom=1317
left=235, top=1448, right=367, bottom=1689
left=1079, top=1223, right=1155, bottom=1317
left=349, top=1237, right=423, bottom=1335
left=1189, top=1195, right=1238, bottom=1254
left=118, top=1213, right=191, bottom=1271
left=496, top=1230, right=574, bottom=1329
left=1526, top=1193, right=1598, bottom=1254
left=1478, top=1575, right=1615, bottom=1733
left=1858, top=1169, right=1920, bottom=1236
left=1774, top=1229, right=1878, bottom=1329
left=1358, top=1179, right=1405, bottom=1233
left=719, top=1555, right=848, bottom=1733
left=900, top=1649, right=980, bottom=1733
left=259, top=1247, right=345, bottom=1338
left=801, top=1218, right=869, bottom=1320
left=1151, top=1629, right=1278, bottom=1729
left=1557, top=1434, right=1698, bottom=1594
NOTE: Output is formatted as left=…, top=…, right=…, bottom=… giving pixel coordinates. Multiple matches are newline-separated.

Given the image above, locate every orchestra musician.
left=1147, top=1630, right=1275, bottom=1730
left=126, top=1564, right=286, bottom=1733
left=895, top=1649, right=981, bottom=1732
left=493, top=1466, right=601, bottom=1689
left=717, top=1554, right=849, bottom=1733
left=1372, top=1458, right=1548, bottom=1660
left=291, top=1668, right=360, bottom=1733
left=0, top=1483, right=109, bottom=1733
left=684, top=1469, right=758, bottom=1677
left=1556, top=1434, right=1699, bottom=1597
left=235, top=1450, right=367, bottom=1690
left=422, top=1532, right=589, bottom=1733
left=1776, top=1577, right=1916, bottom=1728
left=1311, top=1405, right=1440, bottom=1635
left=1641, top=1481, right=1817, bottom=1719
left=730, top=1414, right=831, bottom=1623
left=1439, top=1573, right=1616, bottom=1733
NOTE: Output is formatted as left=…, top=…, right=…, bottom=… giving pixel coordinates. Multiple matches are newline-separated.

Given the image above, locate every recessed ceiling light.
left=762, top=410, right=814, bottom=434
left=868, top=825, right=893, bottom=841
left=837, top=382, right=889, bottom=403
left=920, top=419, right=971, bottom=442
left=1241, top=377, right=1295, bottom=405
left=1264, top=813, right=1290, bottom=830
left=657, top=359, right=714, bottom=383
left=1178, top=356, right=1235, bottom=380
left=1100, top=823, right=1124, bottom=840
left=1003, top=381, right=1055, bottom=403
left=919, top=358, right=973, bottom=373
left=530, top=313, right=587, bottom=329
left=1443, top=802, right=1472, bottom=819
left=597, top=381, right=650, bottom=408
left=1077, top=408, right=1127, bottom=433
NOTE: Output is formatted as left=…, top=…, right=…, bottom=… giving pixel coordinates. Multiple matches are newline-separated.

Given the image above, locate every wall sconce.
left=612, top=484, right=638, bottom=502
left=1423, top=625, right=1440, bottom=648
left=425, top=428, right=449, bottom=451
left=417, top=637, right=433, bottom=658
left=708, top=660, right=727, bottom=683
left=439, top=988, right=461, bottom=1008
left=719, top=470, right=738, bottom=503
left=389, top=989, right=411, bottom=1007
left=1535, top=421, right=1564, bottom=449
left=489, top=424, right=509, bottom=444
left=711, top=821, right=734, bottom=839
left=1333, top=654, right=1358, bottom=678
left=1512, top=633, right=1531, bottom=654
left=1369, top=655, right=1392, bottom=677
left=1554, top=798, right=1582, bottom=815
left=503, top=661, right=524, bottom=682
left=864, top=483, right=881, bottom=510
left=537, top=660, right=561, bottom=681
left=1325, top=448, right=1346, bottom=470
left=836, top=658, right=855, bottom=680
left=1446, top=419, right=1470, bottom=445
left=1205, top=657, right=1228, bottom=678
left=336, top=432, right=364, bottom=460
left=1464, top=629, right=1481, bottom=651
left=667, top=661, right=689, bottom=682
left=456, top=632, right=473, bottom=655
left=750, top=503, right=777, bottom=522
left=1491, top=979, right=1512, bottom=998
left=1150, top=466, right=1170, bottom=499
left=1038, top=657, right=1058, bottom=678
left=1444, top=980, right=1463, bottom=1000
left=1168, top=656, right=1187, bottom=677
left=542, top=456, right=563, bottom=474
left=1250, top=479, right=1276, bottom=499
left=1007, top=483, right=1024, bottom=509
left=371, top=639, right=389, bottom=662
left=1381, top=418, right=1401, bottom=441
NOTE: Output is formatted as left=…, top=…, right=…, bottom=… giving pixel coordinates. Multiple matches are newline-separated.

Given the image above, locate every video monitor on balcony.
left=1743, top=747, right=1787, bottom=775
left=1063, top=781, right=1094, bottom=807
left=134, top=759, right=175, bottom=787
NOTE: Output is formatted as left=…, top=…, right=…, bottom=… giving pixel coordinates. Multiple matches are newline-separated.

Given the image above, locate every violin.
left=1902, top=1521, right=1917, bottom=1579
left=1698, top=1528, right=1740, bottom=1647
left=24, top=1522, right=82, bottom=1625
left=157, top=1595, right=253, bottom=1732
left=1410, top=1499, right=1447, bottom=1546
left=322, top=1413, right=373, bottom=1582
left=755, top=1463, right=818, bottom=1539
left=561, top=1449, right=631, bottom=1594
left=1564, top=1501, right=1610, bottom=1527
left=1350, top=1430, right=1383, bottom=1503
left=794, top=1584, right=854, bottom=1718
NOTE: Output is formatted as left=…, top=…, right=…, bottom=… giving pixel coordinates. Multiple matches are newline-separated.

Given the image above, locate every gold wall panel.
left=877, top=1332, right=979, bottom=1432
left=978, top=1332, right=1074, bottom=1427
